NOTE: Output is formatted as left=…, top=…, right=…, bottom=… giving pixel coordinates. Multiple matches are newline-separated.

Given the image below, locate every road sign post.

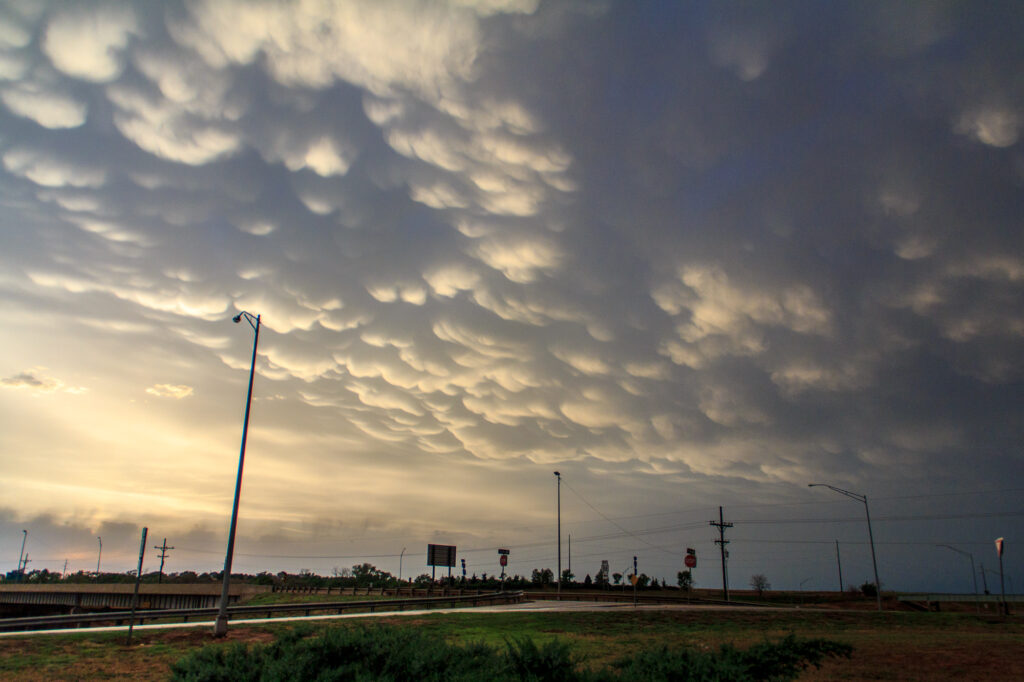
left=428, top=544, right=456, bottom=583
left=632, top=556, right=638, bottom=607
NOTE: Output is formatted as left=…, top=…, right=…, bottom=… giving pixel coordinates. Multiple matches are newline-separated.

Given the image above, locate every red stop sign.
left=684, top=554, right=696, bottom=568
left=500, top=555, right=507, bottom=567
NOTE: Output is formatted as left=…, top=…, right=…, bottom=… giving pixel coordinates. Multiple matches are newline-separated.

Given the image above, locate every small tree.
left=612, top=572, right=622, bottom=585
left=677, top=570, right=694, bottom=591
left=531, top=568, right=554, bottom=586
left=561, top=568, right=575, bottom=585
left=750, top=573, right=771, bottom=597
left=583, top=573, right=593, bottom=586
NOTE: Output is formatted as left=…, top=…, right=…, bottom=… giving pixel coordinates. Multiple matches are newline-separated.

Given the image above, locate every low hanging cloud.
left=144, top=384, right=195, bottom=399
left=1, top=371, right=86, bottom=395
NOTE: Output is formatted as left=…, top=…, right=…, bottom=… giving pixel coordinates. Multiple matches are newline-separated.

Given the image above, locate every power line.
left=561, top=478, right=678, bottom=557
left=732, top=510, right=1024, bottom=525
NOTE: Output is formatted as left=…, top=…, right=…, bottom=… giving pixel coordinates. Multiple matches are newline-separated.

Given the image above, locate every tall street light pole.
left=554, top=471, right=561, bottom=600
left=399, top=547, right=406, bottom=583
left=809, top=483, right=882, bottom=611
left=938, top=544, right=979, bottom=612
left=214, top=310, right=260, bottom=638
left=17, top=530, right=26, bottom=582
left=96, top=537, right=102, bottom=576
left=835, top=540, right=844, bottom=594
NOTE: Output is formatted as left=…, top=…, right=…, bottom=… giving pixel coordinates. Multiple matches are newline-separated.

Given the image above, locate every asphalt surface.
left=0, top=599, right=770, bottom=638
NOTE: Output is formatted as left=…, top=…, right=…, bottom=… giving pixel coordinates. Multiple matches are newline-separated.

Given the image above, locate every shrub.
left=170, top=624, right=852, bottom=681
left=606, top=635, right=851, bottom=682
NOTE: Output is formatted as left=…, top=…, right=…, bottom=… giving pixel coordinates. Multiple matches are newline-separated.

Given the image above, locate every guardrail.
left=0, top=590, right=525, bottom=634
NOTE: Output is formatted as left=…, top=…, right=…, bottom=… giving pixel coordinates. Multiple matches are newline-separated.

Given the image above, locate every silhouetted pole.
left=16, top=530, right=26, bottom=583
left=835, top=540, right=844, bottom=594
left=214, top=311, right=260, bottom=638
left=633, top=555, right=638, bottom=607
left=996, top=538, right=1007, bottom=616
left=399, top=547, right=406, bottom=582
left=96, top=536, right=102, bottom=576
left=154, top=539, right=174, bottom=584
left=938, top=544, right=978, bottom=612
left=710, top=506, right=732, bottom=601
left=554, top=471, right=561, bottom=600
left=126, top=527, right=147, bottom=646
left=810, top=484, right=881, bottom=611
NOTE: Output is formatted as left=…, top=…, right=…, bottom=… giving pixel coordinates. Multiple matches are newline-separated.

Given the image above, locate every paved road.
left=0, top=599, right=777, bottom=638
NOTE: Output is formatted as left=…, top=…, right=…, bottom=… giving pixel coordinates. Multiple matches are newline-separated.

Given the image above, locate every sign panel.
left=684, top=554, right=697, bottom=569
left=498, top=548, right=510, bottom=555
left=629, top=574, right=639, bottom=586
left=427, top=543, right=457, bottom=567
left=499, top=555, right=508, bottom=567
left=686, top=547, right=696, bottom=556
left=996, top=537, right=1005, bottom=557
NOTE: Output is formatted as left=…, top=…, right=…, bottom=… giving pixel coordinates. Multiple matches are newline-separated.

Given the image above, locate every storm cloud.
left=0, top=1, right=1021, bottom=590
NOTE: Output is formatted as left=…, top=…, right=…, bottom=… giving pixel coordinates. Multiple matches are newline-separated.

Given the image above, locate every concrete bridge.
left=0, top=583, right=270, bottom=616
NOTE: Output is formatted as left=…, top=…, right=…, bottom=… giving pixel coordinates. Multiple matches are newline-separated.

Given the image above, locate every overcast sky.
left=1, top=0, right=1022, bottom=593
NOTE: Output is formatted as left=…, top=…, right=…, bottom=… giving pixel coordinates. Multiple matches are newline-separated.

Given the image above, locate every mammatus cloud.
left=956, top=107, right=1020, bottom=148
left=0, top=1, right=1021, bottom=591
left=42, top=4, right=138, bottom=83
left=0, top=83, right=87, bottom=128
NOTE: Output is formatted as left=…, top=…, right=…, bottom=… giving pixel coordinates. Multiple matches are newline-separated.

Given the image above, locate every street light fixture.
left=809, top=483, right=882, bottom=611
left=937, top=544, right=979, bottom=612
left=214, top=310, right=261, bottom=638
left=554, top=471, right=561, bottom=600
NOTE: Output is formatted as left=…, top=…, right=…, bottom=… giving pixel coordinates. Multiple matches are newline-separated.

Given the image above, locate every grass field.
left=1, top=607, right=1021, bottom=680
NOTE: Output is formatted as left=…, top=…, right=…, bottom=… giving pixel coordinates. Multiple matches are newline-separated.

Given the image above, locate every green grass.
left=0, top=606, right=1021, bottom=680
left=240, top=592, right=397, bottom=606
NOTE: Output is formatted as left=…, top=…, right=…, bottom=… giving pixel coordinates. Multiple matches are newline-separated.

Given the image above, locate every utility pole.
left=554, top=471, right=561, bottom=600
left=62, top=559, right=68, bottom=579
left=835, top=540, right=844, bottom=594
left=96, top=536, right=102, bottom=576
left=20, top=554, right=30, bottom=577
left=16, top=530, right=26, bottom=583
left=568, top=534, right=571, bottom=578
left=996, top=538, right=1007, bottom=616
left=710, top=506, right=733, bottom=601
left=632, top=555, right=638, bottom=607
left=154, top=538, right=174, bottom=583
left=126, top=527, right=147, bottom=646
left=980, top=563, right=990, bottom=595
